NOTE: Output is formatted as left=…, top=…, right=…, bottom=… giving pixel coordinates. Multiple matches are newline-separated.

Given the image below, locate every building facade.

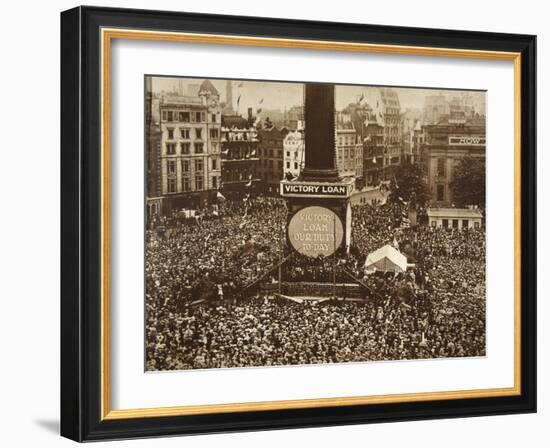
left=421, top=117, right=486, bottom=205
left=145, top=77, right=163, bottom=219
left=220, top=109, right=260, bottom=198
left=426, top=207, right=483, bottom=229
left=359, top=88, right=403, bottom=185
left=354, top=103, right=385, bottom=186
left=156, top=79, right=222, bottom=212
left=257, top=126, right=289, bottom=195
left=336, top=115, right=363, bottom=183
left=283, top=128, right=305, bottom=180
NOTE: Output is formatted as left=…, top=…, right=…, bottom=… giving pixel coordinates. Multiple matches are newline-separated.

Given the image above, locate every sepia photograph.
left=144, top=76, right=487, bottom=372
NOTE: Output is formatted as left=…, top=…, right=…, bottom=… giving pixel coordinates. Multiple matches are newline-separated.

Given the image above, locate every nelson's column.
left=280, top=83, right=354, bottom=258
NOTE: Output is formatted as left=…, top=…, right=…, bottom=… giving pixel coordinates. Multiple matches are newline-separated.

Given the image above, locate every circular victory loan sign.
left=288, top=206, right=344, bottom=257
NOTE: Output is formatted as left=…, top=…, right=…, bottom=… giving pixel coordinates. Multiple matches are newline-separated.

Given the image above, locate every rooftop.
left=222, top=115, right=251, bottom=128
left=427, top=207, right=483, bottom=218
left=199, top=79, right=219, bottom=96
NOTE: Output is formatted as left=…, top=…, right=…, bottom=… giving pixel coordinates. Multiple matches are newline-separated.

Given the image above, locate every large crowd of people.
left=145, top=196, right=486, bottom=371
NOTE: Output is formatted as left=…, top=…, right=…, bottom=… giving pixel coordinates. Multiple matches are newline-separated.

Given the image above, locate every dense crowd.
left=145, top=197, right=486, bottom=371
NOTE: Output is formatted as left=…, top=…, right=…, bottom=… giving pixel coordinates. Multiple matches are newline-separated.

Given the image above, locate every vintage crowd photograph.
left=144, top=76, right=487, bottom=372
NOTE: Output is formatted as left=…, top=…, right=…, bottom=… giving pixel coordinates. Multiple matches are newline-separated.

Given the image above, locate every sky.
left=151, top=76, right=485, bottom=114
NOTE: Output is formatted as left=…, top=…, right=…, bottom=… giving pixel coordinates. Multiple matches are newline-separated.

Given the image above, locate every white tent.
left=364, top=244, right=408, bottom=273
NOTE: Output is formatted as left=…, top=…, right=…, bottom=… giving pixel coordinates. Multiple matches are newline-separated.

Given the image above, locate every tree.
left=388, top=161, right=430, bottom=207
left=451, top=158, right=486, bottom=208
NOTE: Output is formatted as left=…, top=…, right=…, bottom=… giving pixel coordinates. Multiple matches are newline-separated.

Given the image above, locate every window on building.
left=195, top=159, right=204, bottom=172
left=166, top=143, right=176, bottom=155
left=211, top=113, right=216, bottom=123
left=196, top=176, right=204, bottom=190
left=195, top=143, right=204, bottom=154
left=195, top=112, right=202, bottom=122
left=431, top=220, right=437, bottom=227
left=181, top=142, right=190, bottom=154
left=182, top=160, right=190, bottom=173
left=474, top=221, right=480, bottom=229
left=162, top=110, right=167, bottom=121
left=167, top=128, right=174, bottom=139
left=210, top=128, right=219, bottom=139
left=294, top=162, right=298, bottom=170
left=452, top=219, right=459, bottom=229
left=167, top=111, right=173, bottom=122
left=212, top=158, right=217, bottom=170
left=182, top=177, right=190, bottom=192
left=442, top=219, right=449, bottom=228
left=181, top=128, right=190, bottom=139
left=462, top=219, right=469, bottom=229
left=286, top=161, right=290, bottom=169
left=286, top=151, right=290, bottom=157
left=167, top=160, right=176, bottom=176
left=180, top=112, right=190, bottom=122
left=195, top=128, right=203, bottom=140
left=212, top=176, right=218, bottom=189
left=437, top=158, right=446, bottom=178
left=437, top=184, right=445, bottom=201
left=167, top=178, right=176, bottom=193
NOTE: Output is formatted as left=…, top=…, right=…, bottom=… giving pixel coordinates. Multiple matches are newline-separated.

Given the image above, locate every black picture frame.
left=61, top=5, right=536, bottom=442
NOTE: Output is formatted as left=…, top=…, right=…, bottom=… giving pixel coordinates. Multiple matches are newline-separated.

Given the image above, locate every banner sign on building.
left=280, top=180, right=354, bottom=198
left=448, top=136, right=486, bottom=146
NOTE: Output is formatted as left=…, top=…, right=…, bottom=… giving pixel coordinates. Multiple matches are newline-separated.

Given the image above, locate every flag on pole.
left=372, top=157, right=376, bottom=164
left=246, top=180, right=252, bottom=187
left=216, top=191, right=226, bottom=201
left=259, top=98, right=264, bottom=104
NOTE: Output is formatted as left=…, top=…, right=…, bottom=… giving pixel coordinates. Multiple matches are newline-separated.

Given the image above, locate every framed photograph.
left=60, top=6, right=536, bottom=442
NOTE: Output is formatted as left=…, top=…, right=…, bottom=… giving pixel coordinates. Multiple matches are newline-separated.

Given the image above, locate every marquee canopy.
left=364, top=244, right=408, bottom=273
